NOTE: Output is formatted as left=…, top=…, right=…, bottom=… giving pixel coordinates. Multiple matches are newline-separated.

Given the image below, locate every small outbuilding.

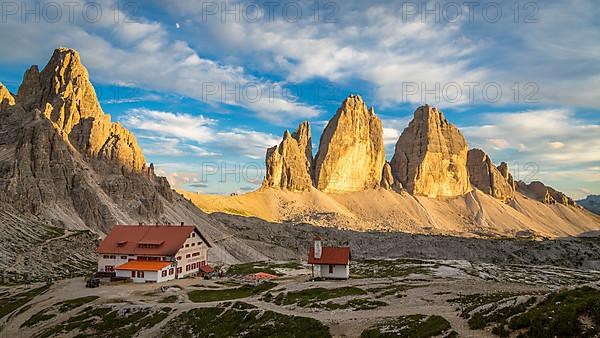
left=307, top=236, right=351, bottom=279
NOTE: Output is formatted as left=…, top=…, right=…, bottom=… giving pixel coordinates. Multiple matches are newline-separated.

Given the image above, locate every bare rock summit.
left=313, top=94, right=386, bottom=192
left=0, top=82, right=15, bottom=107
left=390, top=105, right=470, bottom=197
left=0, top=48, right=174, bottom=231
left=262, top=121, right=314, bottom=191
left=16, top=48, right=145, bottom=172
left=467, top=149, right=514, bottom=203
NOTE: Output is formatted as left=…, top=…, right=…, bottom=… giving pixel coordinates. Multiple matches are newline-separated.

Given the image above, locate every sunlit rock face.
left=391, top=105, right=471, bottom=198
left=467, top=149, right=514, bottom=203
left=0, top=48, right=174, bottom=231
left=313, top=94, right=386, bottom=193
left=16, top=48, right=146, bottom=172
left=263, top=121, right=314, bottom=191
left=517, top=181, right=577, bottom=206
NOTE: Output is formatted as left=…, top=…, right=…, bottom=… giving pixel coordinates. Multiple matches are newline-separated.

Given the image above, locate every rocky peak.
left=262, top=121, right=314, bottom=191
left=467, top=149, right=514, bottom=203
left=313, top=94, right=385, bottom=192
left=0, top=48, right=174, bottom=230
left=390, top=105, right=470, bottom=197
left=292, top=121, right=313, bottom=170
left=497, top=162, right=516, bottom=190
left=17, top=48, right=104, bottom=132
left=0, top=82, right=15, bottom=108
left=14, top=48, right=145, bottom=172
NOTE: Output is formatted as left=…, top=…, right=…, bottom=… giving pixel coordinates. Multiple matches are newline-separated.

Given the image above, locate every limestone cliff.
left=0, top=48, right=171, bottom=231
left=313, top=94, right=386, bottom=192
left=262, top=121, right=313, bottom=191
left=390, top=105, right=470, bottom=197
left=16, top=48, right=145, bottom=172
left=467, top=149, right=514, bottom=203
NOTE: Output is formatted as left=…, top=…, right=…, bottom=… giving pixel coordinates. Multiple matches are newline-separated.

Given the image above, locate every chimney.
left=181, top=222, right=184, bottom=226
left=314, top=235, right=322, bottom=259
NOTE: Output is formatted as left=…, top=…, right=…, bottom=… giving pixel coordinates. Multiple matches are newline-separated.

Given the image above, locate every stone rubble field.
left=1, top=259, right=599, bottom=337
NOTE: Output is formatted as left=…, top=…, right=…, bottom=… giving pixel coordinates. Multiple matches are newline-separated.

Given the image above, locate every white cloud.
left=123, top=108, right=216, bottom=143
left=122, top=108, right=279, bottom=160
left=460, top=109, right=600, bottom=196
left=0, top=0, right=320, bottom=124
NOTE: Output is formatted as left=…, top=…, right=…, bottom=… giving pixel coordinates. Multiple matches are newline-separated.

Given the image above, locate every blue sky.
left=0, top=0, right=598, bottom=198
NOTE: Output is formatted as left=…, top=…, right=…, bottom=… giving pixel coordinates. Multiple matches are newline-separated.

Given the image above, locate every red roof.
left=251, top=272, right=278, bottom=280
left=116, top=260, right=172, bottom=271
left=97, top=225, right=211, bottom=256
left=308, top=246, right=351, bottom=265
left=199, top=265, right=214, bottom=273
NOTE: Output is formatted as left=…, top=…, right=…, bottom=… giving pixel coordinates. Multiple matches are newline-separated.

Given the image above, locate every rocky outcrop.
left=497, top=162, right=516, bottom=191
left=467, top=149, right=514, bottom=203
left=0, top=82, right=15, bottom=107
left=517, top=181, right=577, bottom=206
left=380, top=162, right=394, bottom=190
left=313, top=95, right=385, bottom=192
left=15, top=48, right=145, bottom=172
left=0, top=48, right=174, bottom=231
left=390, top=105, right=470, bottom=197
left=262, top=122, right=313, bottom=191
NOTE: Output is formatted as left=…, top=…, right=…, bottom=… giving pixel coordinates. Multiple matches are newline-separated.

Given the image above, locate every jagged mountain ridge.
left=0, top=48, right=286, bottom=265
left=0, top=48, right=171, bottom=231
left=186, top=94, right=600, bottom=238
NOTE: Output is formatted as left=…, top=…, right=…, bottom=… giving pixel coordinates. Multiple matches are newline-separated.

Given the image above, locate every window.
left=177, top=256, right=182, bottom=260
left=109, top=255, right=116, bottom=259
left=329, top=265, right=334, bottom=274
left=197, top=242, right=202, bottom=246
left=177, top=267, right=182, bottom=274
left=120, top=256, right=127, bottom=259
left=131, top=271, right=136, bottom=278
left=192, top=233, right=195, bottom=238
left=192, top=252, right=199, bottom=257
left=103, top=255, right=109, bottom=259
left=162, top=270, right=167, bottom=277
left=191, top=243, right=195, bottom=247
left=105, top=265, right=114, bottom=272
left=137, top=271, right=144, bottom=278
left=185, top=244, right=189, bottom=248
left=186, top=254, right=191, bottom=258
left=169, top=268, right=174, bottom=275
